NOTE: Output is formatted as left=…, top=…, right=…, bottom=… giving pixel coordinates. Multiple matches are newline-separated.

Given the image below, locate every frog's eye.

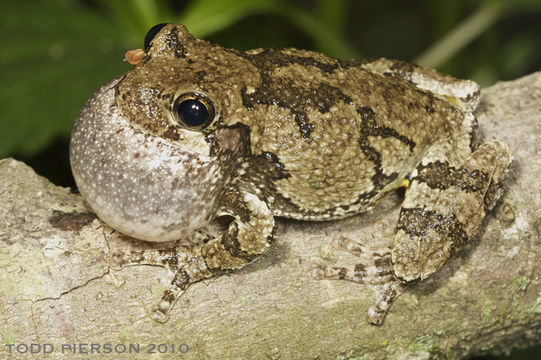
left=144, top=23, right=168, bottom=51
left=173, top=93, right=215, bottom=129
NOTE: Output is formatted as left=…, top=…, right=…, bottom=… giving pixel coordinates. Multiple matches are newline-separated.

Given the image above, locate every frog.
left=69, top=23, right=512, bottom=324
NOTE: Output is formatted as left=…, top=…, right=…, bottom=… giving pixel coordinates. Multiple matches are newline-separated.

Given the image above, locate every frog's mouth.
left=70, top=76, right=225, bottom=243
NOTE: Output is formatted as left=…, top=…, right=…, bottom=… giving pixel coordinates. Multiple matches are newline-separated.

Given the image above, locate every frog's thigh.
left=392, top=140, right=511, bottom=282
left=360, top=58, right=480, bottom=111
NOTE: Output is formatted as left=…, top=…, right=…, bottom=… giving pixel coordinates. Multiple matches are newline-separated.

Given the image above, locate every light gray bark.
left=1, top=72, right=540, bottom=360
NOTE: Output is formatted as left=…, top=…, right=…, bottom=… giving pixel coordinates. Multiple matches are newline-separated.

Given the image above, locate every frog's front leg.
left=110, top=189, right=275, bottom=323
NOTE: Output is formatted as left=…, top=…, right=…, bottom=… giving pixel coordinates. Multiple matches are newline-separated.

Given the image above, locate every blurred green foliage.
left=1, top=0, right=540, bottom=161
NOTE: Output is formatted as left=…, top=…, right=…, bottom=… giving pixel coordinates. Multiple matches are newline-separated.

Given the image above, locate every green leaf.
left=482, top=0, right=541, bottom=11
left=414, top=4, right=504, bottom=68
left=0, top=0, right=131, bottom=157
left=279, top=5, right=359, bottom=58
left=96, top=0, right=173, bottom=44
left=178, top=0, right=358, bottom=58
left=316, top=0, right=347, bottom=34
left=177, top=0, right=280, bottom=38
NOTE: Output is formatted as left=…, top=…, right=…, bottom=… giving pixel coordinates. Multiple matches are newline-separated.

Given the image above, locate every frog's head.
left=114, top=23, right=261, bottom=154
left=69, top=23, right=255, bottom=242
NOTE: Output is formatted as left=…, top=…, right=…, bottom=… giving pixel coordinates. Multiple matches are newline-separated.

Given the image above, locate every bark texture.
left=1, top=72, right=540, bottom=360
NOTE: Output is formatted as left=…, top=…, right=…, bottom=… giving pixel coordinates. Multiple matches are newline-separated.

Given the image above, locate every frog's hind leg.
left=392, top=140, right=512, bottom=282
left=312, top=140, right=510, bottom=325
left=311, top=236, right=406, bottom=325
left=360, top=58, right=481, bottom=112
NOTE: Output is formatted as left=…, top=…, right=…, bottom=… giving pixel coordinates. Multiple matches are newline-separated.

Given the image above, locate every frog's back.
left=237, top=50, right=472, bottom=220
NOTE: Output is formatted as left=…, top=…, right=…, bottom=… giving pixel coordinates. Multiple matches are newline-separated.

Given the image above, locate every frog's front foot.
left=108, top=243, right=214, bottom=323
left=149, top=269, right=191, bottom=323
left=150, top=298, right=173, bottom=323
left=311, top=236, right=406, bottom=325
left=149, top=255, right=216, bottom=323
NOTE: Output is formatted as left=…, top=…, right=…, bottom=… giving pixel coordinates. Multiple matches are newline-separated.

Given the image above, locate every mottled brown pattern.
left=70, top=23, right=511, bottom=325
left=396, top=207, right=468, bottom=247
left=414, top=160, right=489, bottom=193
left=112, top=24, right=475, bottom=221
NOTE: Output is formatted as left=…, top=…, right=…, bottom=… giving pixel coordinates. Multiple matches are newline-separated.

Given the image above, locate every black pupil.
left=177, top=99, right=209, bottom=127
left=144, top=23, right=168, bottom=51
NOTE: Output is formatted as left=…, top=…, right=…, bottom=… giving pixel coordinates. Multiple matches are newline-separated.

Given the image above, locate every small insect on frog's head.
left=70, top=23, right=254, bottom=242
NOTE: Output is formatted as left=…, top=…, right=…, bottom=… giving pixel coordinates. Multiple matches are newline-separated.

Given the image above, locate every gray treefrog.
left=69, top=23, right=511, bottom=324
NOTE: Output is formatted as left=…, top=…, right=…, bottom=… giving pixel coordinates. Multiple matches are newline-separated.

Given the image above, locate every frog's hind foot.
left=311, top=235, right=406, bottom=325
left=366, top=282, right=406, bottom=325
